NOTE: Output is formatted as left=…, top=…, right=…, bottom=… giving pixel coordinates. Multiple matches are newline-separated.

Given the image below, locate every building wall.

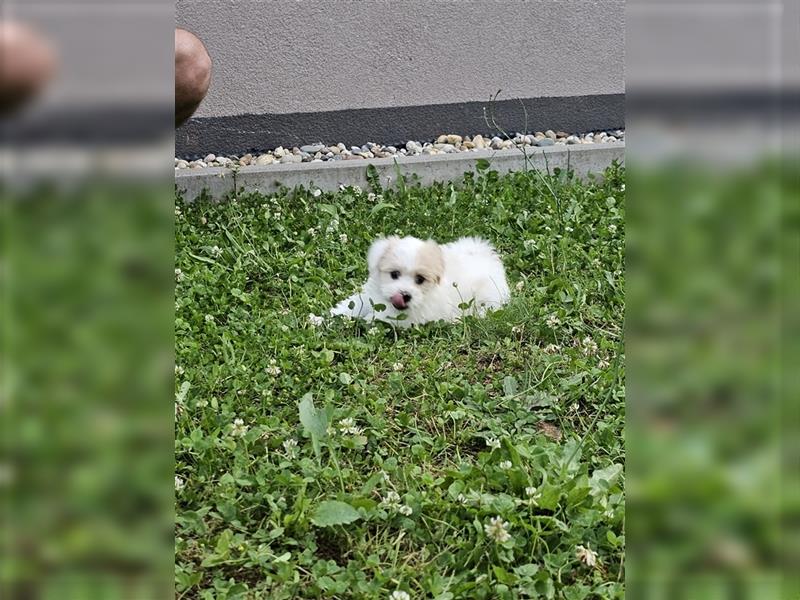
left=176, top=0, right=626, bottom=156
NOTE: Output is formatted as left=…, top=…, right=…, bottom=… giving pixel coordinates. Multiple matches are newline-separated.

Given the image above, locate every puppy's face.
left=367, top=236, right=444, bottom=312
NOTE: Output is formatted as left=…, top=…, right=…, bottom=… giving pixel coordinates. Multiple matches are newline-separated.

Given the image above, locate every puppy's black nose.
left=402, top=292, right=412, bottom=304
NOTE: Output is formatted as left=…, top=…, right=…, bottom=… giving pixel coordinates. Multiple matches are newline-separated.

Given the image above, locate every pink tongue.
left=390, top=292, right=406, bottom=309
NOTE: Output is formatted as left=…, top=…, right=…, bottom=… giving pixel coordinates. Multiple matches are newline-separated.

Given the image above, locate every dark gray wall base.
left=175, top=94, right=624, bottom=159
left=627, top=89, right=792, bottom=120
left=2, top=104, right=172, bottom=146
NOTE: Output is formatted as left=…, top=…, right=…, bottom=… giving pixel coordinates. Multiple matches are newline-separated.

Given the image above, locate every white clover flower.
left=175, top=268, right=184, bottom=281
left=352, top=185, right=362, bottom=195
left=339, top=233, right=348, bottom=244
left=608, top=224, right=617, bottom=233
left=312, top=188, right=322, bottom=198
left=307, top=227, right=317, bottom=237
left=381, top=491, right=412, bottom=515
left=367, top=192, right=377, bottom=202
left=174, top=206, right=182, bottom=217
left=205, top=314, right=215, bottom=323
left=576, top=544, right=599, bottom=567
left=308, top=313, right=324, bottom=327
left=200, top=216, right=207, bottom=225
left=515, top=280, right=525, bottom=292
left=283, top=438, right=298, bottom=456
left=266, top=359, right=281, bottom=376
left=565, top=226, right=574, bottom=232
left=456, top=493, right=468, bottom=505
left=389, top=591, right=410, bottom=600
left=338, top=417, right=363, bottom=436
left=511, top=325, right=522, bottom=334
left=543, top=344, right=560, bottom=354
left=498, top=460, right=513, bottom=470
left=175, top=475, right=185, bottom=491
left=367, top=327, right=379, bottom=336
left=598, top=357, right=611, bottom=369
left=581, top=336, right=598, bottom=356
left=525, top=486, right=542, bottom=505
left=210, top=245, right=223, bottom=258
left=392, top=362, right=404, bottom=372
left=546, top=314, right=560, bottom=328
left=231, top=418, right=248, bottom=437
left=196, top=398, right=209, bottom=408
left=175, top=365, right=185, bottom=376
left=485, top=437, right=501, bottom=450
left=484, top=516, right=512, bottom=543
left=383, top=490, right=401, bottom=504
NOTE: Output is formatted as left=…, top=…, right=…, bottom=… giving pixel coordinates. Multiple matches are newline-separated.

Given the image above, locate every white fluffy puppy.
left=331, top=236, right=510, bottom=327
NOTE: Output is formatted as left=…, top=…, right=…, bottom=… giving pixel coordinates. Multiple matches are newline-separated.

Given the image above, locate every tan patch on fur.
left=415, top=240, right=444, bottom=284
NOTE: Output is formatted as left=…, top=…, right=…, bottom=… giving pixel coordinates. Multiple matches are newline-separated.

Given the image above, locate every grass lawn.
left=174, top=161, right=625, bottom=599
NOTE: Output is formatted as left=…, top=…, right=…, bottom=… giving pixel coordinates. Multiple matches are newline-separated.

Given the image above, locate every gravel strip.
left=175, top=129, right=625, bottom=171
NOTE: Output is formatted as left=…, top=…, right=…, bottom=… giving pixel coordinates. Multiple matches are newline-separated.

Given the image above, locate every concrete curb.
left=175, top=142, right=624, bottom=201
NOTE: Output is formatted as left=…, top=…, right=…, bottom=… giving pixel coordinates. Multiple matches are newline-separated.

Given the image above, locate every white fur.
left=330, top=236, right=510, bottom=327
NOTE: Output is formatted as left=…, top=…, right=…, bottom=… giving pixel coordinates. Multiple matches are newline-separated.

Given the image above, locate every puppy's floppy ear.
left=367, top=236, right=395, bottom=276
left=419, top=239, right=445, bottom=284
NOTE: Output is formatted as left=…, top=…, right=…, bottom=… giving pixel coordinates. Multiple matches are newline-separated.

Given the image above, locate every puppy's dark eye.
left=390, top=270, right=400, bottom=280
left=415, top=274, right=426, bottom=285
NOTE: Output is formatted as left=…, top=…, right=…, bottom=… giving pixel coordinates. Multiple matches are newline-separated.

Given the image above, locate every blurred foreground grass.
left=626, top=157, right=798, bottom=599
left=1, top=182, right=174, bottom=598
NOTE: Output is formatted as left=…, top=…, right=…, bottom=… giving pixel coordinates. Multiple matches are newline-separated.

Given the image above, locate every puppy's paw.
left=331, top=295, right=363, bottom=318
